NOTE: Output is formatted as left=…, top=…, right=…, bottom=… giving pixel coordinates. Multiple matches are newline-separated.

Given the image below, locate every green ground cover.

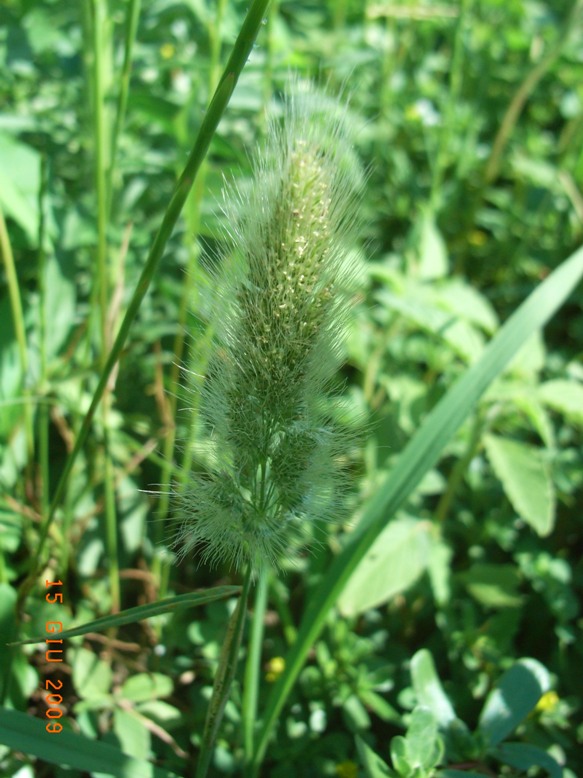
left=1, top=1, right=582, bottom=776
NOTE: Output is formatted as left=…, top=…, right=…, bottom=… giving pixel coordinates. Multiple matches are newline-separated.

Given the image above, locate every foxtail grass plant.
left=174, top=82, right=363, bottom=574
left=175, top=81, right=363, bottom=775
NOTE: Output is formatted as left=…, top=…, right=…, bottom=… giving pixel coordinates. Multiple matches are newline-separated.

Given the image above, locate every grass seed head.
left=174, top=80, right=363, bottom=572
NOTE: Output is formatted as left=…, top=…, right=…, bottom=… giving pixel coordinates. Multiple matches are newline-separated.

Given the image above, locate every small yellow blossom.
left=536, top=690, right=559, bottom=713
left=265, top=656, right=285, bottom=683
left=160, top=43, right=175, bottom=60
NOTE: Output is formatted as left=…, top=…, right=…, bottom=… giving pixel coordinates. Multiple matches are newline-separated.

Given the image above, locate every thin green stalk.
left=0, top=206, right=34, bottom=465
left=249, top=243, right=583, bottom=774
left=196, top=567, right=252, bottom=778
left=243, top=567, right=268, bottom=766
left=107, top=0, right=141, bottom=214
left=37, top=154, right=50, bottom=521
left=88, top=0, right=121, bottom=612
left=18, top=0, right=272, bottom=614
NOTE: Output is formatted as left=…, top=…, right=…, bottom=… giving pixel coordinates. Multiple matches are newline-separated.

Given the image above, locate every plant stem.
left=243, top=567, right=268, bottom=767
left=107, top=0, right=141, bottom=215
left=37, top=153, right=50, bottom=523
left=88, top=0, right=121, bottom=612
left=196, top=567, right=252, bottom=778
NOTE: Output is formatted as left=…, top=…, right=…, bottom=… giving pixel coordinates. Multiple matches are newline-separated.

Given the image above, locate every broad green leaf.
left=484, top=434, right=555, bottom=536
left=496, top=742, right=562, bottom=778
left=389, top=736, right=410, bottom=776
left=71, top=647, right=113, bottom=700
left=426, top=536, right=452, bottom=606
left=378, top=288, right=484, bottom=362
left=418, top=212, right=448, bottom=279
left=434, top=280, right=498, bottom=333
left=508, top=331, right=545, bottom=377
left=410, top=650, right=456, bottom=727
left=113, top=708, right=150, bottom=761
left=0, top=708, right=180, bottom=778
left=461, top=563, right=523, bottom=609
left=0, top=133, right=40, bottom=243
left=407, top=707, right=444, bottom=770
left=356, top=735, right=394, bottom=778
left=120, top=674, right=173, bottom=704
left=252, top=244, right=583, bottom=771
left=478, top=659, right=550, bottom=746
left=338, top=517, right=431, bottom=616
left=13, top=587, right=240, bottom=645
left=485, top=380, right=555, bottom=448
left=538, top=378, right=583, bottom=425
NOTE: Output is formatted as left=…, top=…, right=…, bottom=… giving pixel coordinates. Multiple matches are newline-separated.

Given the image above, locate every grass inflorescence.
left=174, top=82, right=363, bottom=572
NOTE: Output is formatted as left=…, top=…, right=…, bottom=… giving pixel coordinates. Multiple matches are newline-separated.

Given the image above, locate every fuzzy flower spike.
left=175, top=82, right=362, bottom=572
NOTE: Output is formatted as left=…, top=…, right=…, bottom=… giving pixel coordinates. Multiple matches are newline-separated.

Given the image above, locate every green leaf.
left=119, top=674, right=173, bottom=704
left=418, top=212, right=448, bottom=280
left=356, top=735, right=394, bottom=778
left=426, top=536, right=452, bottom=606
left=113, top=708, right=151, bottom=761
left=406, top=707, right=444, bottom=770
left=338, top=518, right=431, bottom=616
left=0, top=133, right=40, bottom=243
left=410, top=650, right=456, bottom=727
left=12, top=587, right=241, bottom=645
left=71, top=647, right=113, bottom=700
left=0, top=708, right=180, bottom=777
left=434, top=280, right=498, bottom=334
left=484, top=434, right=555, bottom=536
left=478, top=659, right=550, bottom=746
left=538, top=378, right=583, bottom=426
left=120, top=673, right=173, bottom=702
left=461, top=563, right=523, bottom=609
left=390, top=736, right=411, bottom=776
left=253, top=244, right=583, bottom=771
left=495, top=742, right=562, bottom=778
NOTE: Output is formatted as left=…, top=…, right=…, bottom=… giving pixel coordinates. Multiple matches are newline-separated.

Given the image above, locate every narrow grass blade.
left=10, top=586, right=240, bottom=645
left=0, top=708, right=180, bottom=778
left=251, top=243, right=583, bottom=771
left=196, top=569, right=252, bottom=778
left=19, top=0, right=272, bottom=609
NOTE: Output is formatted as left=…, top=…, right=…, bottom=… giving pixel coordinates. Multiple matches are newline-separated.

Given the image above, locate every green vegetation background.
left=0, top=0, right=582, bottom=776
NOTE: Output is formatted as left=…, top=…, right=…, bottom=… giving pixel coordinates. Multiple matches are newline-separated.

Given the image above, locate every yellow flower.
left=265, top=656, right=285, bottom=683
left=160, top=43, right=175, bottom=60
left=536, top=690, right=559, bottom=713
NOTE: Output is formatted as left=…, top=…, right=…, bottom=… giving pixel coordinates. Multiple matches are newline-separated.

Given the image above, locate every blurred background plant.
left=0, top=0, right=582, bottom=776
